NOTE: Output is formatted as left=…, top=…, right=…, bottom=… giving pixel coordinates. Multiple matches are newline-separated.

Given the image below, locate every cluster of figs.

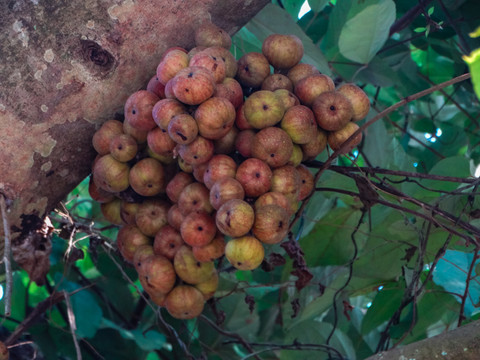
left=89, top=22, right=370, bottom=319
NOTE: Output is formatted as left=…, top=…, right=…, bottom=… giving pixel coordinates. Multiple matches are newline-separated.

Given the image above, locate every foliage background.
left=2, top=0, right=480, bottom=359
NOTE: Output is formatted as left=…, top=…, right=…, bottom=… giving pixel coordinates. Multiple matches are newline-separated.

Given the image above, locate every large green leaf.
left=338, top=0, right=396, bottom=64
left=361, top=282, right=405, bottom=334
left=246, top=3, right=331, bottom=74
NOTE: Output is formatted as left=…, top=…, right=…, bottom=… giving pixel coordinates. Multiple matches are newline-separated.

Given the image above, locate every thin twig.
left=64, top=292, right=82, bottom=360
left=0, top=195, right=12, bottom=318
left=5, top=291, right=66, bottom=346
left=199, top=315, right=262, bottom=360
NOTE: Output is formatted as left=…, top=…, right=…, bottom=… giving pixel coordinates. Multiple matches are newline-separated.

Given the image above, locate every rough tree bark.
left=365, top=320, right=480, bottom=360
left=0, top=0, right=269, bottom=283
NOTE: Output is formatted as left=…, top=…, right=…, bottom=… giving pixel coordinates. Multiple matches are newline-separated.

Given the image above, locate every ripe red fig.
left=156, top=49, right=189, bottom=85
left=135, top=199, right=170, bottom=237
left=235, top=158, right=272, bottom=198
left=296, top=164, right=315, bottom=201
left=152, top=98, right=187, bottom=131
left=177, top=182, right=213, bottom=215
left=129, top=158, right=165, bottom=197
left=214, top=126, right=239, bottom=155
left=262, top=34, right=304, bottom=70
left=147, top=127, right=176, bottom=157
left=203, top=154, right=237, bottom=189
left=312, top=91, right=354, bottom=131
left=261, top=73, right=294, bottom=92
left=146, top=75, right=166, bottom=98
left=192, top=234, right=226, bottom=262
left=165, top=285, right=205, bottom=319
left=167, top=113, right=198, bottom=145
left=202, top=46, right=238, bottom=78
left=189, top=52, right=226, bottom=84
left=235, top=129, right=256, bottom=158
left=294, top=74, right=335, bottom=107
left=215, top=199, right=255, bottom=238
left=116, top=225, right=152, bottom=263
left=194, top=23, right=232, bottom=49
left=154, top=225, right=184, bottom=260
left=209, top=177, right=245, bottom=210
left=327, top=122, right=362, bottom=154
left=124, top=90, right=160, bottom=131
left=166, top=172, right=194, bottom=203
left=177, top=136, right=214, bottom=165
left=92, top=120, right=124, bottom=155
left=138, top=254, right=176, bottom=294
left=236, top=52, right=270, bottom=88
left=120, top=201, right=140, bottom=225
left=253, top=204, right=290, bottom=244
left=195, top=97, right=236, bottom=140
left=301, top=127, right=328, bottom=161
left=109, top=134, right=138, bottom=162
left=251, top=127, right=293, bottom=168
left=167, top=204, right=186, bottom=230
left=287, top=63, right=320, bottom=86
left=337, top=83, right=370, bottom=121
left=171, top=66, right=216, bottom=105
left=93, top=154, right=130, bottom=193
left=214, top=77, right=244, bottom=109
left=180, top=210, right=216, bottom=247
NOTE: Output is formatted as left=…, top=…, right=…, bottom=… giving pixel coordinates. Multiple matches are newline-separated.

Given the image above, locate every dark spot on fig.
left=212, top=63, right=218, bottom=71
left=132, top=109, right=136, bottom=114
left=197, top=226, right=203, bottom=231
left=263, top=104, right=269, bottom=110
left=330, top=105, right=336, bottom=111
left=185, top=88, right=190, bottom=92
left=193, top=155, right=198, bottom=159
left=118, top=145, right=123, bottom=150
left=147, top=184, right=153, bottom=188
left=46, top=170, right=54, bottom=177
left=270, top=153, right=275, bottom=157
left=169, top=243, right=175, bottom=248
left=177, top=132, right=187, bottom=141
left=237, top=262, right=242, bottom=266
left=255, top=172, right=260, bottom=178
left=244, top=65, right=249, bottom=72
left=196, top=261, right=201, bottom=267
left=302, top=179, right=306, bottom=184
left=193, top=200, right=198, bottom=205
left=162, top=129, right=167, bottom=133
left=279, top=221, right=283, bottom=228
left=188, top=72, right=194, bottom=78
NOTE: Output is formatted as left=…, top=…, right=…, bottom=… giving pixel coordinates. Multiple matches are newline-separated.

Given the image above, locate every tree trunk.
left=0, top=0, right=269, bottom=283
left=365, top=320, right=480, bottom=360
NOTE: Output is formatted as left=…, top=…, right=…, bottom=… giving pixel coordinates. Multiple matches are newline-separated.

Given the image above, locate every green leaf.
left=308, top=0, right=329, bottom=13
left=414, top=27, right=426, bottom=33
left=246, top=3, right=331, bottom=74
left=464, top=48, right=480, bottom=101
left=57, top=277, right=103, bottom=338
left=101, top=318, right=167, bottom=351
left=427, top=6, right=435, bottom=16
left=338, top=0, right=396, bottom=64
left=219, top=293, right=260, bottom=340
left=420, top=156, right=471, bottom=194
left=361, top=282, right=405, bottom=334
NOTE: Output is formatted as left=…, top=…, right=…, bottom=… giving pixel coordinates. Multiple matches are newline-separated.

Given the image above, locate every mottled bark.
left=365, top=320, right=480, bottom=360
left=0, top=0, right=269, bottom=282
